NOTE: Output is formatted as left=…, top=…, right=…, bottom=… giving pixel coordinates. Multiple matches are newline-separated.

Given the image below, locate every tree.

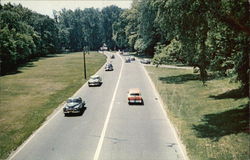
left=100, top=5, right=122, bottom=50
left=112, top=10, right=129, bottom=50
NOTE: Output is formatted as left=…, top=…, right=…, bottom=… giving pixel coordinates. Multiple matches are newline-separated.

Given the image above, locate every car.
left=128, top=88, right=144, bottom=105
left=125, top=57, right=131, bottom=63
left=105, top=63, right=113, bottom=71
left=63, top=97, right=86, bottom=116
left=110, top=55, right=115, bottom=59
left=88, top=75, right=102, bottom=87
left=130, top=56, right=135, bottom=61
left=140, top=58, right=151, bottom=64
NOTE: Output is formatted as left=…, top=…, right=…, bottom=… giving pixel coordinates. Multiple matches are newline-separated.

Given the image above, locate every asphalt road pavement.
left=9, top=52, right=186, bottom=160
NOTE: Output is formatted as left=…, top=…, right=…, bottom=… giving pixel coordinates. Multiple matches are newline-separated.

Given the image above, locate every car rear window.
left=130, top=93, right=140, bottom=96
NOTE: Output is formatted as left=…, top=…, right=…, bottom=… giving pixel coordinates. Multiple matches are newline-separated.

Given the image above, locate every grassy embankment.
left=146, top=66, right=249, bottom=160
left=0, top=52, right=106, bottom=159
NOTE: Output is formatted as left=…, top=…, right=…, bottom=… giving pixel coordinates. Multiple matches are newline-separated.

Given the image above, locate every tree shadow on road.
left=192, top=104, right=249, bottom=141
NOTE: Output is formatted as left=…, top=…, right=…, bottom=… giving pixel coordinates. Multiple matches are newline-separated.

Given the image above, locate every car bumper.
left=88, top=82, right=101, bottom=86
left=63, top=109, right=81, bottom=114
left=105, top=68, right=113, bottom=71
left=128, top=99, right=143, bottom=104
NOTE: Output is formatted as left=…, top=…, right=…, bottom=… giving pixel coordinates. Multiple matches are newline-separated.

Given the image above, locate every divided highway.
left=9, top=52, right=186, bottom=160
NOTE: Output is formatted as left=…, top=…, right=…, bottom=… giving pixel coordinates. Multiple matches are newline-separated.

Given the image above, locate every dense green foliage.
left=1, top=1, right=249, bottom=93
left=0, top=3, right=59, bottom=74
left=0, top=3, right=125, bottom=75
left=118, top=0, right=249, bottom=94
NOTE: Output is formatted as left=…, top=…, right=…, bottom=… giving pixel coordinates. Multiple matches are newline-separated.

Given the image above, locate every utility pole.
left=83, top=46, right=87, bottom=79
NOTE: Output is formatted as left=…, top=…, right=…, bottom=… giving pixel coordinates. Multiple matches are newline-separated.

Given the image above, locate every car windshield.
left=67, top=99, right=80, bottom=103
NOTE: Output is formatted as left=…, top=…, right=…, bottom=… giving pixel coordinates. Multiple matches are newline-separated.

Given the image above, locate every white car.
left=88, top=75, right=102, bottom=87
left=140, top=58, right=151, bottom=64
left=125, top=57, right=131, bottom=63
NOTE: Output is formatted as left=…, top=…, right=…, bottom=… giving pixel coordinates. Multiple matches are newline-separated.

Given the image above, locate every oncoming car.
left=127, top=88, right=144, bottom=105
left=63, top=97, right=86, bottom=116
left=88, top=75, right=103, bottom=87
left=130, top=56, right=135, bottom=61
left=125, top=57, right=131, bottom=63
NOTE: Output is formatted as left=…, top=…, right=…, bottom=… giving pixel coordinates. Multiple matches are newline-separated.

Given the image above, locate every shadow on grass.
left=1, top=54, right=60, bottom=77
left=192, top=104, right=249, bottom=141
left=159, top=74, right=200, bottom=84
left=159, top=73, right=217, bottom=84
left=209, top=88, right=247, bottom=100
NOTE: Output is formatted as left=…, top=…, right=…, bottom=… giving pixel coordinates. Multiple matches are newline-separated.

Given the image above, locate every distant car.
left=125, top=57, right=131, bottom=63
left=88, top=75, right=102, bottom=87
left=128, top=88, right=144, bottom=105
left=130, top=56, right=135, bottom=61
left=63, top=97, right=85, bottom=116
left=110, top=55, right=115, bottom=59
left=140, top=58, right=151, bottom=64
left=105, top=63, right=113, bottom=71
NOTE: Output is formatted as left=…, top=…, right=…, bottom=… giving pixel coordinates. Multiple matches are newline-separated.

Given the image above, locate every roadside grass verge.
left=146, top=66, right=249, bottom=160
left=0, top=52, right=106, bottom=159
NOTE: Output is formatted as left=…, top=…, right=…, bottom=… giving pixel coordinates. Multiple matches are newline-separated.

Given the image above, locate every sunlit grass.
left=0, top=52, right=106, bottom=159
left=146, top=66, right=249, bottom=160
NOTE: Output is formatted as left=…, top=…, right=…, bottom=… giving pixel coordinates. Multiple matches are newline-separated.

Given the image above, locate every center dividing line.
left=93, top=53, right=124, bottom=160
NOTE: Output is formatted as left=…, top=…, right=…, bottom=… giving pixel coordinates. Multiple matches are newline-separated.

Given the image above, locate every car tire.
left=64, top=113, right=68, bottom=116
left=141, top=100, right=144, bottom=105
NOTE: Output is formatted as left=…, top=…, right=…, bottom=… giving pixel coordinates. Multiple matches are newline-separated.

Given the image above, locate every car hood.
left=66, top=102, right=79, bottom=107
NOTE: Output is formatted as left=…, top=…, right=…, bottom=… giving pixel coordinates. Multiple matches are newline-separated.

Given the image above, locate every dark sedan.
left=63, top=97, right=86, bottom=116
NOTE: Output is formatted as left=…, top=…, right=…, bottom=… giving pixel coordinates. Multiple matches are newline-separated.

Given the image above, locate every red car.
left=128, top=88, right=144, bottom=105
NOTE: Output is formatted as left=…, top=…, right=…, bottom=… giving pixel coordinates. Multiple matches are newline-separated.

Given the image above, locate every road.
left=9, top=52, right=186, bottom=160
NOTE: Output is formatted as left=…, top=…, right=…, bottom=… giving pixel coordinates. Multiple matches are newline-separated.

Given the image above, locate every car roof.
left=128, top=88, right=141, bottom=94
left=90, top=75, right=100, bottom=78
left=68, top=97, right=81, bottom=100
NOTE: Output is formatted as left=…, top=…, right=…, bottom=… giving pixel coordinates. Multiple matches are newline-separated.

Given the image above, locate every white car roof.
left=90, top=75, right=100, bottom=78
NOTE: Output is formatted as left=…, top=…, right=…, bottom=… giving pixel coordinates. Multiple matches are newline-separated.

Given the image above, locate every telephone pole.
left=83, top=46, right=87, bottom=79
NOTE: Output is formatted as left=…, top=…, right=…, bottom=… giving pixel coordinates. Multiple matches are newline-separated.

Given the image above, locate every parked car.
left=140, top=58, right=151, bottom=64
left=110, top=55, right=115, bottom=59
left=105, top=63, right=113, bottom=71
left=63, top=97, right=86, bottom=116
left=125, top=57, right=131, bottom=63
left=88, top=75, right=102, bottom=87
left=130, top=56, right=135, bottom=61
left=128, top=88, right=144, bottom=105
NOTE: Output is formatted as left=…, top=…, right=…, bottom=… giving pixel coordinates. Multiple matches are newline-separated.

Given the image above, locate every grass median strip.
left=146, top=66, right=249, bottom=160
left=0, top=52, right=106, bottom=159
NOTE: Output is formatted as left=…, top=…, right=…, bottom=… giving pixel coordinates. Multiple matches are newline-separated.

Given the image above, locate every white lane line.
left=93, top=53, right=124, bottom=160
left=8, top=53, right=108, bottom=160
left=142, top=65, right=189, bottom=160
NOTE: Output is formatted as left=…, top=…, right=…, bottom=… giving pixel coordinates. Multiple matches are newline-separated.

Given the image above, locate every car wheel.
left=141, top=100, right=144, bottom=105
left=64, top=113, right=68, bottom=116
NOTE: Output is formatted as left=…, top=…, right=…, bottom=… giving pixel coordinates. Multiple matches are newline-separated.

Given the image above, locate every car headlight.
left=74, top=105, right=80, bottom=109
left=64, top=105, right=69, bottom=109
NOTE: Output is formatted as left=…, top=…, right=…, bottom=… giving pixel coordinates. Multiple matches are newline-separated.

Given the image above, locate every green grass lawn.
left=146, top=66, right=249, bottom=160
left=0, top=52, right=106, bottom=159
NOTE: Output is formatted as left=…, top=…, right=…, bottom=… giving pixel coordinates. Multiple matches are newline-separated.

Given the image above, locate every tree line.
left=0, top=1, right=249, bottom=95
left=0, top=3, right=123, bottom=75
left=114, top=0, right=249, bottom=95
